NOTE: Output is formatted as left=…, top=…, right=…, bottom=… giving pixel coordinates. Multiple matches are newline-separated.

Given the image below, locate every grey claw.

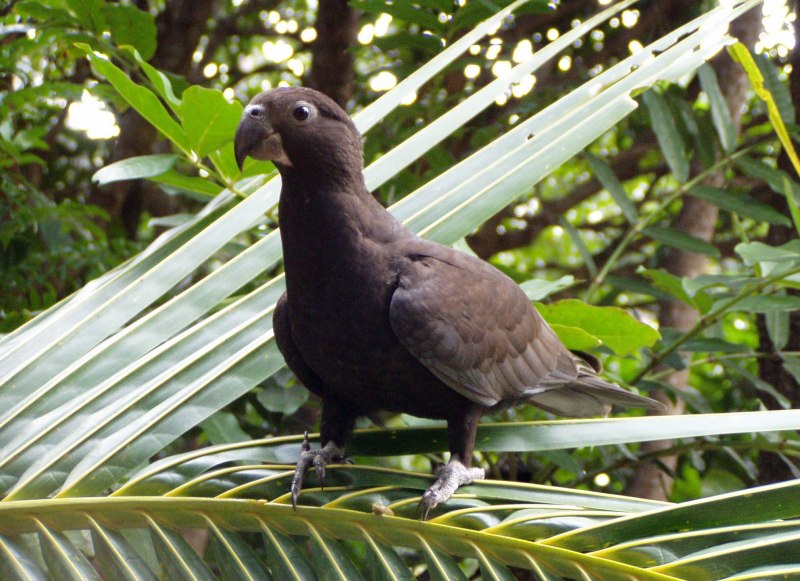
left=288, top=440, right=345, bottom=509
left=418, top=460, right=485, bottom=519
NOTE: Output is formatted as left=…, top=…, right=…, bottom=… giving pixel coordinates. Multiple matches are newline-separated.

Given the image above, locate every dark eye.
left=293, top=105, right=311, bottom=121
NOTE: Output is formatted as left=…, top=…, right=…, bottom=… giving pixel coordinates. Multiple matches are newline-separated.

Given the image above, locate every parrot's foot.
left=419, top=459, right=485, bottom=520
left=290, top=432, right=346, bottom=509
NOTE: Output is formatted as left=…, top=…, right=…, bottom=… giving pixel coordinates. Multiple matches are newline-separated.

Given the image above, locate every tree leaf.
left=755, top=53, right=795, bottom=125
left=697, top=63, right=736, bottom=153
left=80, top=47, right=189, bottom=151
left=92, top=154, right=179, bottom=185
left=519, top=275, right=575, bottom=301
left=103, top=4, right=157, bottom=61
left=729, top=295, right=800, bottom=313
left=734, top=240, right=800, bottom=266
left=642, top=89, right=689, bottom=182
left=688, top=185, right=791, bottom=226
left=150, top=169, right=224, bottom=199
left=200, top=411, right=251, bottom=446
left=642, top=225, right=720, bottom=257
left=180, top=86, right=243, bottom=158
left=585, top=153, right=638, bottom=223
left=535, top=299, right=660, bottom=355
left=65, top=0, right=104, bottom=32
left=547, top=323, right=603, bottom=352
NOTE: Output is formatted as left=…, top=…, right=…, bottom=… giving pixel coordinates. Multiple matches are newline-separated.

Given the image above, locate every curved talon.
left=289, top=440, right=345, bottom=509
left=418, top=459, right=485, bottom=520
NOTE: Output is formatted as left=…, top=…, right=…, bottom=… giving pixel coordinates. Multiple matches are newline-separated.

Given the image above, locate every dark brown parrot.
left=234, top=87, right=662, bottom=517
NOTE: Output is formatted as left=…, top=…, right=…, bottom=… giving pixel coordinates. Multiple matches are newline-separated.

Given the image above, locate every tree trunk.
left=308, top=0, right=359, bottom=107
left=625, top=8, right=762, bottom=501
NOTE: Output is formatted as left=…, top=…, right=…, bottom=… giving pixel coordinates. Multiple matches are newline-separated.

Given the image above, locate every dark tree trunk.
left=308, top=0, right=359, bottom=107
left=90, top=0, right=219, bottom=239
left=755, top=18, right=800, bottom=483
left=625, top=7, right=761, bottom=501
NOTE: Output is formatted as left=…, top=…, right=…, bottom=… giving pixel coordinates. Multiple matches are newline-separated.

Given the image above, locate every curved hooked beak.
left=234, top=104, right=290, bottom=170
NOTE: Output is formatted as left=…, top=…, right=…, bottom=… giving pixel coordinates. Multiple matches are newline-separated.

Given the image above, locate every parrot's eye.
left=293, top=104, right=312, bottom=121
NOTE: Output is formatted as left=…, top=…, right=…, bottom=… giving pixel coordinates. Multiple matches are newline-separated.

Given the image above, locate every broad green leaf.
left=643, top=226, right=720, bottom=257
left=688, top=185, right=791, bottom=226
left=92, top=154, right=179, bottom=185
left=103, top=4, right=157, bottom=60
left=734, top=240, right=800, bottom=265
left=37, top=528, right=100, bottom=580
left=351, top=0, right=445, bottom=33
left=81, top=47, right=189, bottom=151
left=307, top=525, right=365, bottom=581
left=362, top=531, right=414, bottom=581
left=754, top=53, right=795, bottom=125
left=766, top=309, right=790, bottom=350
left=642, top=89, right=689, bottom=182
left=535, top=299, right=660, bottom=355
left=547, top=323, right=603, bottom=352
left=256, top=382, right=309, bottom=415
left=148, top=518, right=215, bottom=581
left=519, top=275, right=575, bottom=301
left=66, top=0, right=104, bottom=31
left=260, top=526, right=317, bottom=581
left=0, top=533, right=49, bottom=580
left=200, top=411, right=251, bottom=445
left=586, top=152, right=639, bottom=223
left=559, top=218, right=597, bottom=277
left=639, top=268, right=703, bottom=310
left=88, top=518, right=158, bottom=581
left=16, top=1, right=75, bottom=24
left=123, top=46, right=183, bottom=113
left=697, top=63, right=736, bottom=153
left=735, top=156, right=800, bottom=199
left=180, top=86, right=243, bottom=158
left=476, top=549, right=517, bottom=581
left=421, top=540, right=468, bottom=581
left=207, top=520, right=272, bottom=581
left=150, top=169, right=224, bottom=199
left=728, top=295, right=800, bottom=313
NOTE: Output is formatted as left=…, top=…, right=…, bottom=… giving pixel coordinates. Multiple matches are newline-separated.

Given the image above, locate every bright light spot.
left=275, top=20, right=288, bottom=34
left=223, top=87, right=235, bottom=100
left=512, top=39, right=533, bottom=63
left=486, top=44, right=502, bottom=60
left=438, top=12, right=450, bottom=24
left=621, top=9, right=639, bottom=28
left=594, top=473, right=611, bottom=487
left=268, top=11, right=281, bottom=24
left=192, top=50, right=203, bottom=63
left=66, top=91, right=119, bottom=140
left=401, top=92, right=417, bottom=105
left=262, top=39, right=293, bottom=62
left=26, top=28, right=36, bottom=39
left=610, top=17, right=620, bottom=28
left=546, top=28, right=559, bottom=41
left=734, top=318, right=749, bottom=330
left=587, top=209, right=603, bottom=223
left=301, top=27, right=317, bottom=42
left=551, top=225, right=564, bottom=237
left=557, top=55, right=572, bottom=71
left=598, top=0, right=613, bottom=5
left=203, top=63, right=218, bottom=78
left=508, top=113, right=520, bottom=124
left=495, top=93, right=508, bottom=106
left=375, top=13, right=393, bottom=36
left=591, top=29, right=604, bottom=41
left=286, top=19, right=298, bottom=33
left=369, top=70, right=397, bottom=91
left=469, top=44, right=481, bottom=55
left=287, top=58, right=304, bottom=76
left=628, top=40, right=644, bottom=54
left=491, top=59, right=512, bottom=78
left=199, top=169, right=209, bottom=177
left=260, top=79, right=272, bottom=91
left=232, top=0, right=243, bottom=6
left=511, top=73, right=536, bottom=98
left=756, top=0, right=795, bottom=53
left=490, top=37, right=502, bottom=45
left=464, top=63, right=481, bottom=79
left=359, top=23, right=375, bottom=44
